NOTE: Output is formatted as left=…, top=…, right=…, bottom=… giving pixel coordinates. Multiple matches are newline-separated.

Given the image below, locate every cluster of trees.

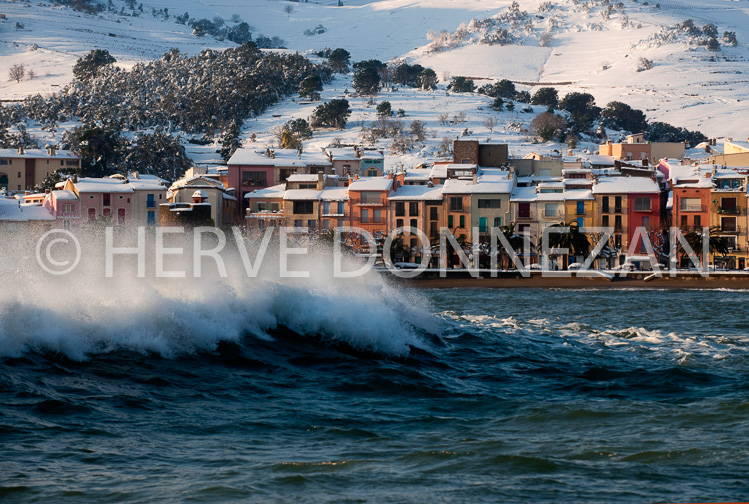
left=349, top=59, right=438, bottom=96
left=526, top=89, right=705, bottom=145
left=33, top=126, right=192, bottom=190
left=311, top=99, right=351, bottom=129
left=23, top=45, right=330, bottom=140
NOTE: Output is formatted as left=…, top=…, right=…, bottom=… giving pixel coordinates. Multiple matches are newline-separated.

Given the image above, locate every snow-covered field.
left=2, top=0, right=748, bottom=166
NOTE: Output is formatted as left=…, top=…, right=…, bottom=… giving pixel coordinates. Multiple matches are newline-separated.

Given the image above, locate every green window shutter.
left=448, top=215, right=454, bottom=228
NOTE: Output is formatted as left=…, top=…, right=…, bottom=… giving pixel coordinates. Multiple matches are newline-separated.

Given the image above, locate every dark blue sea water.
left=2, top=287, right=749, bottom=503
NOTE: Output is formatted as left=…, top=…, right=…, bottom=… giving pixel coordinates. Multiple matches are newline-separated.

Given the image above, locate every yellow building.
left=709, top=172, right=748, bottom=270
left=0, top=147, right=81, bottom=192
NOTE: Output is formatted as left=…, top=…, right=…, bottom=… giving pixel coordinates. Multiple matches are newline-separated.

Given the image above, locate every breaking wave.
left=0, top=233, right=437, bottom=360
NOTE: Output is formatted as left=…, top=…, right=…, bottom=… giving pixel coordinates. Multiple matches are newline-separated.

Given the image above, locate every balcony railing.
left=542, top=209, right=564, bottom=218
left=680, top=204, right=706, bottom=212
left=718, top=207, right=741, bottom=215
left=351, top=198, right=386, bottom=207
left=720, top=225, right=746, bottom=234
left=516, top=212, right=534, bottom=220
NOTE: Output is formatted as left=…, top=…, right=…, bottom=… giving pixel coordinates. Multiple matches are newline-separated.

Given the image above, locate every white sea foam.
left=0, top=232, right=437, bottom=359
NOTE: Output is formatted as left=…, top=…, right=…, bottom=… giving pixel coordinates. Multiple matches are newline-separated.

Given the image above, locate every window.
left=0, top=159, right=8, bottom=165
left=614, top=196, right=622, bottom=213
left=396, top=219, right=404, bottom=229
left=323, top=220, right=330, bottom=230
left=494, top=217, right=502, bottom=227
left=118, top=208, right=126, bottom=224
left=641, top=216, right=649, bottom=230
left=147, top=194, right=155, bottom=208
left=602, top=197, right=610, bottom=213
left=63, top=204, right=74, bottom=213
left=361, top=192, right=380, bottom=204
left=373, top=209, right=382, bottom=223
left=430, top=207, right=438, bottom=220
left=410, top=218, right=417, bottom=230
left=308, top=220, right=316, bottom=230
left=722, top=217, right=737, bottom=232
left=721, top=197, right=738, bottom=213
left=680, top=215, right=688, bottom=228
left=478, top=199, right=501, bottom=209
left=614, top=234, right=622, bottom=249
left=448, top=215, right=454, bottom=228
left=614, top=215, right=622, bottom=231
left=88, top=208, right=96, bottom=220
left=544, top=203, right=559, bottom=218
left=293, top=200, right=314, bottom=214
left=366, top=169, right=378, bottom=177
left=694, top=215, right=701, bottom=228
left=147, top=211, right=155, bottom=226
left=103, top=193, right=111, bottom=206
left=409, top=202, right=419, bottom=216
left=361, top=209, right=369, bottom=223
left=294, top=220, right=303, bottom=227
left=395, top=202, right=406, bottom=216
left=479, top=217, right=488, bottom=233
left=103, top=208, right=111, bottom=218
left=459, top=215, right=465, bottom=228
left=633, top=197, right=651, bottom=212
left=242, top=171, right=267, bottom=187
left=337, top=202, right=345, bottom=215
left=323, top=201, right=330, bottom=215
left=576, top=200, right=585, bottom=215
left=576, top=216, right=584, bottom=228
left=0, top=173, right=7, bottom=189
left=449, top=197, right=463, bottom=211
left=680, top=198, right=701, bottom=211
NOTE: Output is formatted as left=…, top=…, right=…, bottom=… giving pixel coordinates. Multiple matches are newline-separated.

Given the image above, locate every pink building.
left=226, top=149, right=275, bottom=218
left=64, top=177, right=134, bottom=224
left=43, top=189, right=80, bottom=228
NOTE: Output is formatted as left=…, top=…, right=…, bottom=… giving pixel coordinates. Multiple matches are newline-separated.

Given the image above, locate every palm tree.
left=546, top=221, right=590, bottom=269
left=682, top=226, right=729, bottom=265
left=496, top=223, right=527, bottom=269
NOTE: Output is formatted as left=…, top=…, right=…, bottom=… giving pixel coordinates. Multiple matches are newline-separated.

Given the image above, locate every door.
left=518, top=203, right=531, bottom=218
left=117, top=208, right=126, bottom=224
left=25, top=159, right=34, bottom=190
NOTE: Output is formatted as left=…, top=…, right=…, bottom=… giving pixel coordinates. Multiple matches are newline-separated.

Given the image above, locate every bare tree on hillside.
left=9, top=64, right=25, bottom=83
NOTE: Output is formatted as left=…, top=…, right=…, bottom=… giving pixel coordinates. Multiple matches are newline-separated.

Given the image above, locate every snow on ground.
left=181, top=73, right=576, bottom=171
left=2, top=0, right=749, bottom=159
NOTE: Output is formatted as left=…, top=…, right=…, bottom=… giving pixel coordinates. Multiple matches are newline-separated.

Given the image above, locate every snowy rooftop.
left=319, top=188, right=349, bottom=201
left=76, top=177, right=134, bottom=193
left=244, top=184, right=287, bottom=199
left=0, top=149, right=80, bottom=160
left=0, top=198, right=54, bottom=221
left=170, top=176, right=227, bottom=191
left=227, top=149, right=275, bottom=166
left=284, top=189, right=322, bottom=201
left=592, top=176, right=660, bottom=194
left=348, top=178, right=393, bottom=192
left=360, top=151, right=384, bottom=160
left=51, top=190, right=78, bottom=201
left=403, top=169, right=432, bottom=181
left=287, top=174, right=321, bottom=183
left=430, top=165, right=448, bottom=179
left=388, top=185, right=444, bottom=201
left=326, top=147, right=359, bottom=161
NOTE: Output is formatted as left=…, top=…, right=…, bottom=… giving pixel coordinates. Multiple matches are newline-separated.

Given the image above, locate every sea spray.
left=0, top=229, right=437, bottom=359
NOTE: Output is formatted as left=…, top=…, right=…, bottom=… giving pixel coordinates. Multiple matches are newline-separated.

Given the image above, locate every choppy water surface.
left=2, top=287, right=749, bottom=503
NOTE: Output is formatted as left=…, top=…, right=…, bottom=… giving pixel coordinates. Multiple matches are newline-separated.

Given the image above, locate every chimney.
left=47, top=146, right=56, bottom=156
left=427, top=180, right=434, bottom=188
left=270, top=149, right=275, bottom=159
left=17, top=146, right=24, bottom=155
left=472, top=168, right=478, bottom=185
left=317, top=171, right=324, bottom=190
left=266, top=147, right=271, bottom=157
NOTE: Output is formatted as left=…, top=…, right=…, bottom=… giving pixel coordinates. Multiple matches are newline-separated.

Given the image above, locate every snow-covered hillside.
left=1, top=0, right=748, bottom=142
